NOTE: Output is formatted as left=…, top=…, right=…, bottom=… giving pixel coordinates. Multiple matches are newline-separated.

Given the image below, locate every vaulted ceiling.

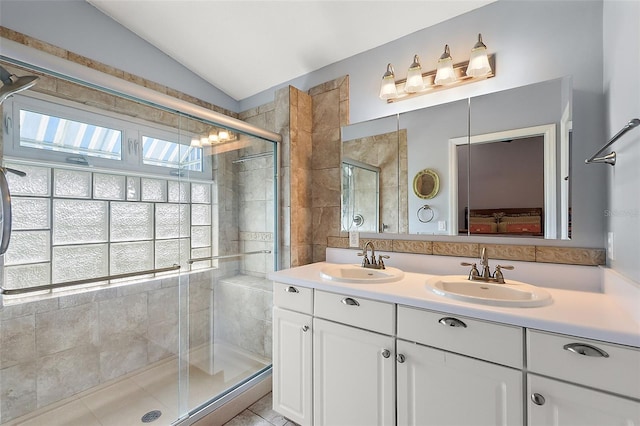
left=88, top=1, right=495, bottom=101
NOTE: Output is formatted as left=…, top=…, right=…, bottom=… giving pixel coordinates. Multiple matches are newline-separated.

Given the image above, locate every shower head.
left=0, top=65, right=39, bottom=105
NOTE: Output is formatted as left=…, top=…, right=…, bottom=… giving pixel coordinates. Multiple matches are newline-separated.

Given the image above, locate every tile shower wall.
left=0, top=270, right=213, bottom=424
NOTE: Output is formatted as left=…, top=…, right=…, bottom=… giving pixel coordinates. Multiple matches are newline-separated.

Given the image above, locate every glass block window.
left=3, top=160, right=213, bottom=292
left=19, top=109, right=122, bottom=160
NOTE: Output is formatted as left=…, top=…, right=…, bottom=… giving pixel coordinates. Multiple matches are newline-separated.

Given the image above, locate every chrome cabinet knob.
left=438, top=317, right=467, bottom=328
left=341, top=297, right=360, bottom=306
left=301, top=325, right=309, bottom=332
left=563, top=343, right=609, bottom=358
left=285, top=286, right=299, bottom=293
left=381, top=349, right=391, bottom=358
left=531, top=393, right=546, bottom=406
left=396, top=354, right=406, bottom=363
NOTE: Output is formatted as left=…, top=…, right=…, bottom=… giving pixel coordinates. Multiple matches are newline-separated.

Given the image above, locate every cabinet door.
left=528, top=374, right=640, bottom=426
left=313, top=318, right=395, bottom=426
left=396, top=340, right=523, bottom=426
left=273, top=307, right=313, bottom=426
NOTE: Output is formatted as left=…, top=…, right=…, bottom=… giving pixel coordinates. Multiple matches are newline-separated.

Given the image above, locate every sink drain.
left=141, top=410, right=162, bottom=423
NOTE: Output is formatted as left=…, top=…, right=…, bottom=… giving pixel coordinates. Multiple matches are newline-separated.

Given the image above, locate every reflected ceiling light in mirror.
left=466, top=34, right=492, bottom=77
left=404, top=55, right=425, bottom=93
left=208, top=131, right=219, bottom=143
left=378, top=63, right=398, bottom=100
left=379, top=33, right=495, bottom=103
left=434, top=45, right=457, bottom=85
left=218, top=129, right=230, bottom=140
left=191, top=137, right=201, bottom=147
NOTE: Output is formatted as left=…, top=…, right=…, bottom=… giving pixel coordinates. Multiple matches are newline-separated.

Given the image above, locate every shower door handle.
left=0, top=168, right=13, bottom=255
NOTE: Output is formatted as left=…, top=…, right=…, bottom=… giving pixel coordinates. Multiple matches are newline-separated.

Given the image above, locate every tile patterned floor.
left=223, top=393, right=297, bottom=426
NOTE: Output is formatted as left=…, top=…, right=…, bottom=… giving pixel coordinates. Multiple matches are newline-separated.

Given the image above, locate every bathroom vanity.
left=269, top=252, right=640, bottom=426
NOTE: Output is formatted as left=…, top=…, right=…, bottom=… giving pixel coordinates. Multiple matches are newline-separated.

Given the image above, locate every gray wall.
left=0, top=0, right=238, bottom=112
left=603, top=1, right=640, bottom=283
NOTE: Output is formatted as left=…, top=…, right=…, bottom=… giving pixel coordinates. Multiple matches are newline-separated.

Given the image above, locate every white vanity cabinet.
left=313, top=290, right=396, bottom=426
left=271, top=271, right=640, bottom=426
left=527, top=330, right=640, bottom=425
left=396, top=306, right=524, bottom=426
left=272, top=283, right=314, bottom=426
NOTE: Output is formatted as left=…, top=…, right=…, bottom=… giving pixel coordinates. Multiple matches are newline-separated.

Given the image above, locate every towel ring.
left=417, top=204, right=434, bottom=223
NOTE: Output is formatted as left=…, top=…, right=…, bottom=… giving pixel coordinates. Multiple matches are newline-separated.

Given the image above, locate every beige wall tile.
left=327, top=236, right=349, bottom=248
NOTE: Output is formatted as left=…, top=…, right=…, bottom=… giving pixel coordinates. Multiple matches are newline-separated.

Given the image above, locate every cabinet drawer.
left=397, top=305, right=523, bottom=368
left=314, top=290, right=395, bottom=335
left=527, top=330, right=640, bottom=399
left=273, top=282, right=314, bottom=315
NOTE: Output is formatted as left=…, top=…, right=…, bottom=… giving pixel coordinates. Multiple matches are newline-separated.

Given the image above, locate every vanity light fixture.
left=190, top=137, right=201, bottom=147
left=379, top=33, right=495, bottom=103
left=378, top=63, right=398, bottom=100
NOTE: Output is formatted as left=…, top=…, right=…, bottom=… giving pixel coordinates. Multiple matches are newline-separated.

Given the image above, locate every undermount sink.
left=320, top=264, right=404, bottom=284
left=426, top=275, right=552, bottom=308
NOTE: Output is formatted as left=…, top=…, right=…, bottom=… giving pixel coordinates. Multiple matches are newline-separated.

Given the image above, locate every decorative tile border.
left=328, top=237, right=605, bottom=266
left=535, top=246, right=606, bottom=266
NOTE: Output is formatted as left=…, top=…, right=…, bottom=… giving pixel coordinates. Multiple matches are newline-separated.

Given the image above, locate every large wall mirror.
left=341, top=76, right=572, bottom=240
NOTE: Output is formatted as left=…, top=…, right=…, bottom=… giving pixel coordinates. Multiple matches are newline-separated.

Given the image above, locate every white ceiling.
left=87, top=0, right=495, bottom=101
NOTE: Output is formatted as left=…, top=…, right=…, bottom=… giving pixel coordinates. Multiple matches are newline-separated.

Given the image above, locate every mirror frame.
left=413, top=169, right=440, bottom=200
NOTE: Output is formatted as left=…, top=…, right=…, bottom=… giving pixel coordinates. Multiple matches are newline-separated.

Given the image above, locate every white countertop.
left=268, top=261, right=640, bottom=348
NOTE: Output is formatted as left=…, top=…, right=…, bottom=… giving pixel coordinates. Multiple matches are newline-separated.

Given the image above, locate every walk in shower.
left=0, top=47, right=279, bottom=425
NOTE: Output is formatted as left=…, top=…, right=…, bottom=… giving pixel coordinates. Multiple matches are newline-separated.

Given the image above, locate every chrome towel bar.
left=187, top=250, right=272, bottom=264
left=585, top=118, right=639, bottom=165
left=0, top=264, right=181, bottom=296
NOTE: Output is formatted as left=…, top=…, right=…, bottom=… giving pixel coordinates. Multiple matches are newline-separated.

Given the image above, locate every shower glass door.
left=177, top=114, right=277, bottom=420
left=0, top=60, right=276, bottom=426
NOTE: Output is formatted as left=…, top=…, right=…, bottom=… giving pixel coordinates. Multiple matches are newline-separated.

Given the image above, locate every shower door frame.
left=0, top=39, right=282, bottom=426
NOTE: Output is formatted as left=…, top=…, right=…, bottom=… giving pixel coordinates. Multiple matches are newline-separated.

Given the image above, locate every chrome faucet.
left=460, top=247, right=514, bottom=283
left=480, top=247, right=491, bottom=280
left=358, top=240, right=390, bottom=269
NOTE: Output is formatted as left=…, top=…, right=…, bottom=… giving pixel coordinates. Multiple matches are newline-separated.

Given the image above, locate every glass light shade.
left=466, top=34, right=492, bottom=77
left=200, top=136, right=210, bottom=146
left=190, top=138, right=201, bottom=147
left=379, top=63, right=398, bottom=100
left=208, top=132, right=218, bottom=142
left=434, top=45, right=457, bottom=86
left=218, top=129, right=230, bottom=140
left=404, top=55, right=425, bottom=93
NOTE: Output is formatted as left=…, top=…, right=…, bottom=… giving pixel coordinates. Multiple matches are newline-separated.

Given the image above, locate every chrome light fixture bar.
left=379, top=33, right=495, bottom=103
